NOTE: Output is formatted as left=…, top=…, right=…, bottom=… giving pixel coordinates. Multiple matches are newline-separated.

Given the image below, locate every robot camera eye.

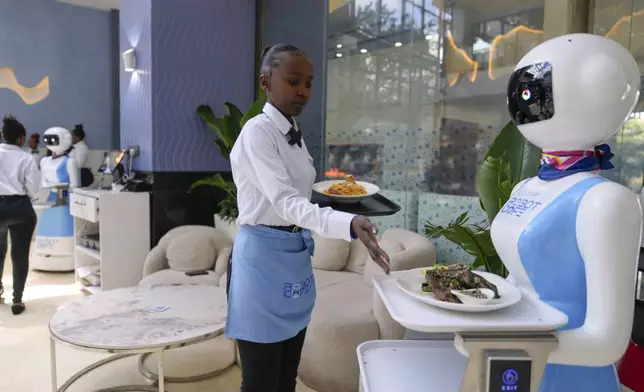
left=44, top=135, right=60, bottom=146
left=521, top=89, right=531, bottom=101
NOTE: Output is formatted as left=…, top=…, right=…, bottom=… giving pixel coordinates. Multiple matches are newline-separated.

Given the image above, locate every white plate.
left=312, top=180, right=380, bottom=204
left=395, top=267, right=522, bottom=313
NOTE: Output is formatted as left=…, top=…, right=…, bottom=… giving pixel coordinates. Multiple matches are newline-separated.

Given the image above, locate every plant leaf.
left=483, top=254, right=507, bottom=278
left=477, top=156, right=510, bottom=222
left=480, top=120, right=541, bottom=185
left=215, top=139, right=230, bottom=161
left=225, top=102, right=244, bottom=128
left=519, top=140, right=542, bottom=181
left=241, top=98, right=265, bottom=127
left=190, top=173, right=232, bottom=193
left=197, top=104, right=227, bottom=141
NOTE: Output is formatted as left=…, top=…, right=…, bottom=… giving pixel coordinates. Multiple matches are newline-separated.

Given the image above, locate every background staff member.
left=26, top=133, right=43, bottom=168
left=69, top=124, right=92, bottom=187
left=225, top=44, right=390, bottom=392
left=0, top=115, right=40, bottom=315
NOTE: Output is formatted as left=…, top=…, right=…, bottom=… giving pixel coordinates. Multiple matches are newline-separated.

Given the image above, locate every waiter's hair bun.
left=260, top=43, right=308, bottom=74
left=3, top=114, right=18, bottom=126
left=1, top=114, right=26, bottom=144
left=72, top=123, right=86, bottom=140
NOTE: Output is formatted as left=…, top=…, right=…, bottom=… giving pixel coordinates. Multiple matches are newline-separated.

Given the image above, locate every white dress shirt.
left=0, top=143, right=41, bottom=199
left=25, top=148, right=44, bottom=169
left=231, top=102, right=355, bottom=242
left=69, top=140, right=89, bottom=168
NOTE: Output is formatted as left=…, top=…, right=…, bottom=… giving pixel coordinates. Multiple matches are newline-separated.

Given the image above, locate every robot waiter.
left=490, top=34, right=643, bottom=391
left=32, top=127, right=79, bottom=271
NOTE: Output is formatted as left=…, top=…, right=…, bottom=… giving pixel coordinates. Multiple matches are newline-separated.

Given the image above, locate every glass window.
left=324, top=0, right=562, bottom=264
left=592, top=0, right=644, bottom=191
left=381, top=0, right=403, bottom=32
left=354, top=0, right=380, bottom=33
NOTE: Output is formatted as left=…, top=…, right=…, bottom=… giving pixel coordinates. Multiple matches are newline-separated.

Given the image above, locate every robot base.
left=32, top=235, right=75, bottom=272
left=31, top=253, right=74, bottom=272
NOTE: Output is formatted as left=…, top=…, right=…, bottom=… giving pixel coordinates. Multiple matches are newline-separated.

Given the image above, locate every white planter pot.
left=214, top=214, right=240, bottom=241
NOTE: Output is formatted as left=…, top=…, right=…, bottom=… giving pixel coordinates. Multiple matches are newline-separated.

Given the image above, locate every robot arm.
left=549, top=182, right=642, bottom=366
left=66, top=157, right=80, bottom=189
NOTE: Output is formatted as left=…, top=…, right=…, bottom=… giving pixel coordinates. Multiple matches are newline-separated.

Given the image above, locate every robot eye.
left=521, top=89, right=531, bottom=101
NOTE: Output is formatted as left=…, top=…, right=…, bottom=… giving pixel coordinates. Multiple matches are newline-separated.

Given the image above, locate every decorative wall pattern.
left=120, top=0, right=153, bottom=170
left=120, top=0, right=255, bottom=172
left=0, top=0, right=117, bottom=149
left=151, top=0, right=255, bottom=172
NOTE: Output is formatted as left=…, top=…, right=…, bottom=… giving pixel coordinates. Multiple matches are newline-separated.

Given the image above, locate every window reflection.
left=593, top=0, right=644, bottom=191
left=325, top=0, right=546, bottom=243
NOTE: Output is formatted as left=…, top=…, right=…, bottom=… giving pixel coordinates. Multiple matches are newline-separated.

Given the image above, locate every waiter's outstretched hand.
left=351, top=216, right=391, bottom=274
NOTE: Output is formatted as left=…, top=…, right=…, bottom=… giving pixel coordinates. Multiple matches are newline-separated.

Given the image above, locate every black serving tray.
left=311, top=193, right=401, bottom=217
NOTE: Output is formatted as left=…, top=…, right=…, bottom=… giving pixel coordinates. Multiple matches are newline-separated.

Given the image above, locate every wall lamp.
left=122, top=48, right=136, bottom=72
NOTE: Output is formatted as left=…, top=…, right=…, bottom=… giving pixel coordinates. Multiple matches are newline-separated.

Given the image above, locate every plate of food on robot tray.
left=395, top=265, right=522, bottom=312
left=312, top=175, right=379, bottom=204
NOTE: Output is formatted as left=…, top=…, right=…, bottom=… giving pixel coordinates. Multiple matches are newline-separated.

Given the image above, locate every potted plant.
left=424, top=121, right=542, bottom=277
left=191, top=98, right=264, bottom=238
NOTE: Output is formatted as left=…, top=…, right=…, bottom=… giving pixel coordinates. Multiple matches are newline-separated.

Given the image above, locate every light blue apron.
left=225, top=225, right=316, bottom=343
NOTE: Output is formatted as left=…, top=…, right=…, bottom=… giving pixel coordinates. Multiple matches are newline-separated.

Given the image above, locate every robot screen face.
left=43, top=127, right=73, bottom=155
left=507, top=61, right=555, bottom=125
left=43, top=134, right=60, bottom=147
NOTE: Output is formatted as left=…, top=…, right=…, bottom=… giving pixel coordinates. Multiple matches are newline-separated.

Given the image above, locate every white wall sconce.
left=122, top=48, right=136, bottom=72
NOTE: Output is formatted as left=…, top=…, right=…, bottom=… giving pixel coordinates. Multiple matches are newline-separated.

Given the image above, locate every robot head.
left=43, top=127, right=73, bottom=156
left=507, top=33, right=640, bottom=150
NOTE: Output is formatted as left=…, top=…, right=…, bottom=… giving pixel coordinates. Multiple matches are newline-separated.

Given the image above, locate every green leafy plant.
left=424, top=121, right=542, bottom=277
left=190, top=97, right=264, bottom=222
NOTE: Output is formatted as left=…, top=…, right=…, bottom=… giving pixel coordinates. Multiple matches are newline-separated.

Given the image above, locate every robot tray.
left=373, top=272, right=568, bottom=333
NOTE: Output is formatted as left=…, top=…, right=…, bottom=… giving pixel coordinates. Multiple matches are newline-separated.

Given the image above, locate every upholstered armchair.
left=138, top=225, right=233, bottom=288
left=298, top=228, right=437, bottom=392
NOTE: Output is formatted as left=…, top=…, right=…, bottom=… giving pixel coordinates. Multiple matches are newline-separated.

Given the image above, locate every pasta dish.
left=324, top=175, right=368, bottom=196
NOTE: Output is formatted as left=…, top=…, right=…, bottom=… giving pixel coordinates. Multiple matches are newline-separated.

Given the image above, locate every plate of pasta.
left=312, top=175, right=380, bottom=204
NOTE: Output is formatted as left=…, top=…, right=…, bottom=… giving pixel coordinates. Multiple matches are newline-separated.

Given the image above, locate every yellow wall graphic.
left=447, top=11, right=644, bottom=87
left=0, top=67, right=50, bottom=105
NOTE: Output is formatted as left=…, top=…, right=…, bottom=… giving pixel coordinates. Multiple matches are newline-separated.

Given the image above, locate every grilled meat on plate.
left=421, top=264, right=500, bottom=304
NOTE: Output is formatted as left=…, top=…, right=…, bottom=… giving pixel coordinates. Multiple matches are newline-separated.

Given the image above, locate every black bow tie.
left=287, top=127, right=302, bottom=148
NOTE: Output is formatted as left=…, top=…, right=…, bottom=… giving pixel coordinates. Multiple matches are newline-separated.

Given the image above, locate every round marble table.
left=49, top=285, right=228, bottom=392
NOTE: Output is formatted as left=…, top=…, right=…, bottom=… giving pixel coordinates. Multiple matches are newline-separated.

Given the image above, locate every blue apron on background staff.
left=225, top=44, right=389, bottom=392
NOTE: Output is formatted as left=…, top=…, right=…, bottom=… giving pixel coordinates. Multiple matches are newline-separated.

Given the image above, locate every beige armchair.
left=299, top=228, right=436, bottom=392
left=138, top=225, right=233, bottom=288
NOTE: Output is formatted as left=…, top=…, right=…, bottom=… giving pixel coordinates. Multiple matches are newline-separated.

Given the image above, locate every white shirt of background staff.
left=231, top=102, right=355, bottom=242
left=0, top=144, right=40, bottom=200
left=69, top=140, right=88, bottom=168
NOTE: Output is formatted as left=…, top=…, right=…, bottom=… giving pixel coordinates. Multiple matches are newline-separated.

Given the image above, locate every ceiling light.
left=336, top=53, right=343, bottom=58
left=394, top=42, right=402, bottom=47
left=360, top=48, right=368, bottom=53
left=425, top=35, right=431, bottom=40
left=336, top=44, right=343, bottom=48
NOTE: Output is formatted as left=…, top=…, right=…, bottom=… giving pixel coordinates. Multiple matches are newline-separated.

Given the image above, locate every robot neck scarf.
left=538, top=144, right=614, bottom=180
